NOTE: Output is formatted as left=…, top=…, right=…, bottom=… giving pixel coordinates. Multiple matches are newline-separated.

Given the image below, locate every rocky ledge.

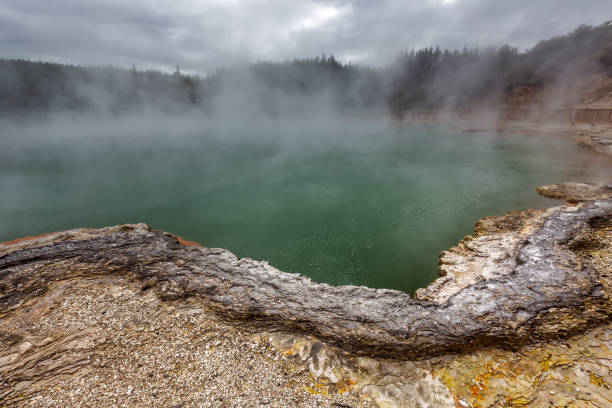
left=537, top=181, right=612, bottom=203
left=2, top=190, right=611, bottom=360
left=1, top=182, right=611, bottom=407
left=574, top=123, right=612, bottom=156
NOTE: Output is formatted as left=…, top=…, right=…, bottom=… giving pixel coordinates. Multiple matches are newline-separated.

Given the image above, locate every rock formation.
left=1, top=182, right=611, bottom=407
left=2, top=201, right=611, bottom=360
left=537, top=181, right=612, bottom=203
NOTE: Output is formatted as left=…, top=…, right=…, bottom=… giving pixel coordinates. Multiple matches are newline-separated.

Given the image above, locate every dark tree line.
left=0, top=55, right=384, bottom=116
left=387, top=21, right=612, bottom=111
left=1, top=21, right=611, bottom=117
left=0, top=60, right=211, bottom=116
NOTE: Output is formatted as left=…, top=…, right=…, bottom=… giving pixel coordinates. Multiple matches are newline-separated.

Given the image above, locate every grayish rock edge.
left=1, top=198, right=611, bottom=359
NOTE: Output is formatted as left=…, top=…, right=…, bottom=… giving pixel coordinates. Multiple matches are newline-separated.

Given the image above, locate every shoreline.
left=1, top=121, right=612, bottom=407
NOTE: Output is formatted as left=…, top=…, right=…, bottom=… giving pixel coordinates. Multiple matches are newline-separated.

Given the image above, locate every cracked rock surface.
left=1, top=182, right=611, bottom=407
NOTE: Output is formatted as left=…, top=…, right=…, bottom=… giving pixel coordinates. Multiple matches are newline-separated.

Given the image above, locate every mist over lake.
left=4, top=1, right=612, bottom=406
left=2, top=113, right=610, bottom=292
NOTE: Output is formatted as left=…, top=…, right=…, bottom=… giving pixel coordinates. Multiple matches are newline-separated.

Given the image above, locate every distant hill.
left=387, top=21, right=612, bottom=111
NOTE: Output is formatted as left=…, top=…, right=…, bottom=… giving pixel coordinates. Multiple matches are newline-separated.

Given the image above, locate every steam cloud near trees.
left=1, top=21, right=611, bottom=119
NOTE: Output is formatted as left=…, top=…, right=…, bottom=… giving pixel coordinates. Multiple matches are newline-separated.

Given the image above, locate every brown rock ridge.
left=1, top=182, right=611, bottom=407
left=2, top=189, right=611, bottom=360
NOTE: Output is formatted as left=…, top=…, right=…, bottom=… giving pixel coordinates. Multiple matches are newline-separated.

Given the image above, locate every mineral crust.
left=1, top=182, right=611, bottom=407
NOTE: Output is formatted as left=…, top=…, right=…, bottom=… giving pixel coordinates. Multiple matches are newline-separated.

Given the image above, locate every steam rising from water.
left=2, top=113, right=611, bottom=292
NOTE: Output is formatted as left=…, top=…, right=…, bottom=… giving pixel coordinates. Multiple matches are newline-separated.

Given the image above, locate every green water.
left=1, top=115, right=610, bottom=292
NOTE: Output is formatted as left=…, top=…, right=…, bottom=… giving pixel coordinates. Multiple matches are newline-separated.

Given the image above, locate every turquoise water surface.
left=2, top=115, right=610, bottom=292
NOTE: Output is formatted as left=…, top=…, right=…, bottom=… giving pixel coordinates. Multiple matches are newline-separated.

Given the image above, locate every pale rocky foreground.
left=1, top=181, right=611, bottom=408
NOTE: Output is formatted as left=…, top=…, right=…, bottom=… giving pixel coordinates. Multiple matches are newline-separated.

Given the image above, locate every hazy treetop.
left=1, top=0, right=612, bottom=74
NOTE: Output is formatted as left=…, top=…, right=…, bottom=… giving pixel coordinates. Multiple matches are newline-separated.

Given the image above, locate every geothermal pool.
left=1, top=116, right=611, bottom=292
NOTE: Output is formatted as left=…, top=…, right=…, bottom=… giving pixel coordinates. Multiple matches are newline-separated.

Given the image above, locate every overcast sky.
left=1, top=0, right=611, bottom=74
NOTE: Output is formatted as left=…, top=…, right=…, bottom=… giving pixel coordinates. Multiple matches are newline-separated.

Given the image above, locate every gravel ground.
left=5, top=279, right=375, bottom=408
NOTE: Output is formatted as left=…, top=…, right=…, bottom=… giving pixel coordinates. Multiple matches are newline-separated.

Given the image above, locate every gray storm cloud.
left=1, top=0, right=612, bottom=73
